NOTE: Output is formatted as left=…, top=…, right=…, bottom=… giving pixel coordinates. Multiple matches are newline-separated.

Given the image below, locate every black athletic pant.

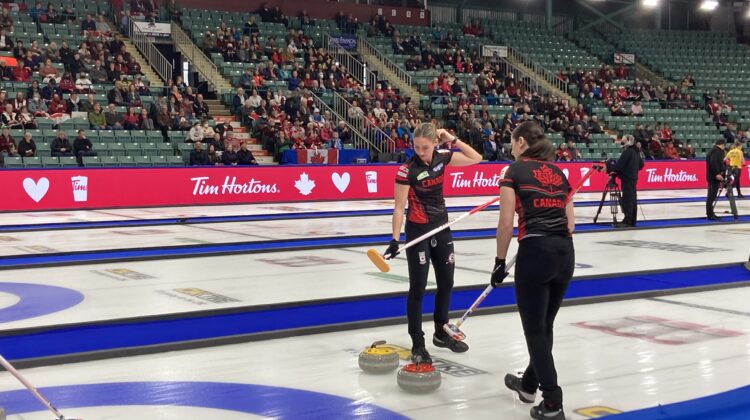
left=515, top=235, right=575, bottom=407
left=620, top=178, right=637, bottom=226
left=707, top=180, right=720, bottom=217
left=405, top=222, right=455, bottom=349
left=732, top=168, right=742, bottom=196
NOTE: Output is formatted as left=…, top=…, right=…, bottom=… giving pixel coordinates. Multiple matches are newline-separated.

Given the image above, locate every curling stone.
left=396, top=356, right=441, bottom=393
left=358, top=340, right=399, bottom=374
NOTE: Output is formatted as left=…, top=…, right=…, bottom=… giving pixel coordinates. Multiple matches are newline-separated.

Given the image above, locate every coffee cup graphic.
left=71, top=176, right=88, bottom=202
left=365, top=171, right=378, bottom=193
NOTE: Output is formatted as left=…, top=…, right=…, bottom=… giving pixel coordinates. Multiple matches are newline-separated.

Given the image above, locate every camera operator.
left=706, top=138, right=727, bottom=220
left=608, top=135, right=644, bottom=227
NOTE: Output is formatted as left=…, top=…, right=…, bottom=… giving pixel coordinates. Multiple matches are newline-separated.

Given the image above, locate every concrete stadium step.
left=109, top=22, right=165, bottom=88
left=247, top=144, right=264, bottom=152
left=256, top=156, right=276, bottom=164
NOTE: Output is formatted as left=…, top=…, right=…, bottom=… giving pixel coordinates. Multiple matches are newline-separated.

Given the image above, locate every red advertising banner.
left=0, top=161, right=718, bottom=212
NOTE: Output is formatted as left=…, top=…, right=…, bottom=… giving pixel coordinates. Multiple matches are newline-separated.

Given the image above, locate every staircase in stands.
left=208, top=101, right=274, bottom=165
left=108, top=22, right=165, bottom=90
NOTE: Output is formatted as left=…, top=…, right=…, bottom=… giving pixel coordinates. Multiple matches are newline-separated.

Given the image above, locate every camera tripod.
left=593, top=173, right=622, bottom=225
left=712, top=170, right=739, bottom=220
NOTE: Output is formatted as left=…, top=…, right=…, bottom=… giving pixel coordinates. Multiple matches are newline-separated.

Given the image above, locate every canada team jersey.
left=499, top=160, right=571, bottom=240
left=395, top=149, right=453, bottom=225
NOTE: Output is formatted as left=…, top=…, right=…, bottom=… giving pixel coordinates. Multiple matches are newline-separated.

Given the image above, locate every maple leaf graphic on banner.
left=295, top=172, right=316, bottom=196
left=310, top=152, right=326, bottom=164
left=532, top=164, right=563, bottom=190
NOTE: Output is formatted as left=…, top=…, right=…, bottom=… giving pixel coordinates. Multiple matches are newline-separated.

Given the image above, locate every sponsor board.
left=14, top=245, right=59, bottom=253
left=256, top=256, right=348, bottom=267
left=174, top=237, right=213, bottom=244
left=366, top=272, right=436, bottom=286
left=573, top=315, right=743, bottom=345
left=614, top=52, right=635, bottom=64
left=575, top=406, right=623, bottom=418
left=710, top=227, right=750, bottom=235
left=597, top=240, right=729, bottom=254
left=482, top=45, right=508, bottom=58
left=288, top=230, right=347, bottom=237
left=133, top=21, right=171, bottom=37
left=111, top=229, right=172, bottom=236
left=157, top=288, right=240, bottom=305
left=329, top=36, right=357, bottom=50
left=1, top=161, right=710, bottom=211
left=92, top=268, right=156, bottom=281
left=258, top=205, right=311, bottom=212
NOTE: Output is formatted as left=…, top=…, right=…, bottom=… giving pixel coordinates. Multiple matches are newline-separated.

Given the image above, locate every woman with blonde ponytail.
left=384, top=122, right=482, bottom=363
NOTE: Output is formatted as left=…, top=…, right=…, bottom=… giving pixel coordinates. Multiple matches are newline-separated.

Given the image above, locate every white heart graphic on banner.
left=23, top=177, right=50, bottom=203
left=331, top=172, right=351, bottom=193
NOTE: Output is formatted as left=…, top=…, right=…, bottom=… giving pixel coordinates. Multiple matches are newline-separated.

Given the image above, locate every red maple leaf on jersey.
left=532, top=164, right=563, bottom=189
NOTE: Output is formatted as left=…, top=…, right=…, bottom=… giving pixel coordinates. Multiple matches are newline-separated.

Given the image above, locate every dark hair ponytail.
left=512, top=121, right=555, bottom=161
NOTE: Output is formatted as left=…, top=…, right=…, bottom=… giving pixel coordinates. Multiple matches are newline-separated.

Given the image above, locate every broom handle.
left=389, top=163, right=603, bottom=259
left=455, top=254, right=517, bottom=328
left=390, top=196, right=500, bottom=257
left=0, top=354, right=65, bottom=419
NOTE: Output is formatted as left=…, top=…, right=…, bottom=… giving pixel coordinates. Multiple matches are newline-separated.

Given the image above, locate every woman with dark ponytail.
left=492, top=121, right=575, bottom=420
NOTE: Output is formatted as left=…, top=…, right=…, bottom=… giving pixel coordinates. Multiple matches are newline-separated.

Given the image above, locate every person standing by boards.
left=384, top=122, right=482, bottom=363
left=493, top=121, right=575, bottom=420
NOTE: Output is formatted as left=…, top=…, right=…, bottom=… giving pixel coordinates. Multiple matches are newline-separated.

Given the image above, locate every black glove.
left=490, top=258, right=508, bottom=287
left=384, top=239, right=400, bottom=260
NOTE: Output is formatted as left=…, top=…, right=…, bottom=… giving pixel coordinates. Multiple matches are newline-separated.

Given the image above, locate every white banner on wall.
left=482, top=45, right=508, bottom=59
left=614, top=53, right=635, bottom=65
left=134, top=21, right=172, bottom=38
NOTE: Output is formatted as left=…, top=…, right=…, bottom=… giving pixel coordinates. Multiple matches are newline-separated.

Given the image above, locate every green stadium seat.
left=2, top=156, right=23, bottom=168
left=41, top=156, right=61, bottom=167
left=83, top=156, right=102, bottom=167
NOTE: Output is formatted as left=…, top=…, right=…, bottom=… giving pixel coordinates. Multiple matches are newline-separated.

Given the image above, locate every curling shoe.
left=504, top=373, right=536, bottom=403
left=530, top=401, right=566, bottom=420
left=433, top=334, right=469, bottom=353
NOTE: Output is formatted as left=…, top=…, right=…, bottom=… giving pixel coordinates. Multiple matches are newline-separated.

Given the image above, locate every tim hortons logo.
left=645, top=168, right=698, bottom=183
left=190, top=176, right=279, bottom=196
left=532, top=165, right=563, bottom=189
left=450, top=171, right=502, bottom=189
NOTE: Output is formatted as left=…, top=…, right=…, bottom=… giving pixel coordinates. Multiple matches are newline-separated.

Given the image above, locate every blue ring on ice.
left=0, top=381, right=409, bottom=419
left=0, top=282, right=84, bottom=323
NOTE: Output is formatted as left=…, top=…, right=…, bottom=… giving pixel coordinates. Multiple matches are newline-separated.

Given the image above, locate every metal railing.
left=323, top=34, right=377, bottom=90
left=170, top=21, right=230, bottom=93
left=332, top=91, right=395, bottom=153
left=357, top=35, right=412, bottom=88
left=506, top=46, right=568, bottom=96
left=129, top=20, right=173, bottom=85
left=495, top=57, right=548, bottom=97
left=309, top=92, right=387, bottom=154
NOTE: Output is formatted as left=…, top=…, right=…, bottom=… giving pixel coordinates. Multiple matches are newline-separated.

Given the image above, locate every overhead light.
left=700, top=1, right=719, bottom=11
left=642, top=0, right=659, bottom=8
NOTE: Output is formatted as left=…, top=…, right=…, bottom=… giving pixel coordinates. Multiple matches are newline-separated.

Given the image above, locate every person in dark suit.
left=238, top=142, right=258, bottom=165
left=189, top=141, right=209, bottom=166
left=73, top=129, right=97, bottom=166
